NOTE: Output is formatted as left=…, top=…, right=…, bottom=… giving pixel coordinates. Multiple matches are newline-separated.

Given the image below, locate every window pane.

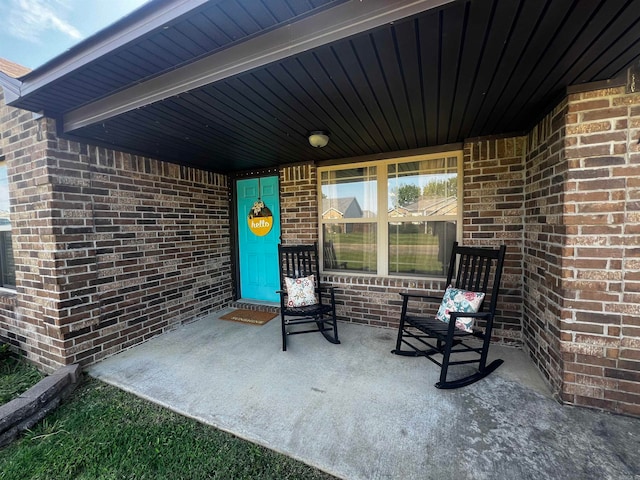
left=321, top=167, right=377, bottom=218
left=0, top=231, right=15, bottom=287
left=388, top=157, right=457, bottom=216
left=323, top=224, right=377, bottom=273
left=388, top=221, right=456, bottom=276
left=0, top=159, right=9, bottom=230
left=0, top=159, right=13, bottom=287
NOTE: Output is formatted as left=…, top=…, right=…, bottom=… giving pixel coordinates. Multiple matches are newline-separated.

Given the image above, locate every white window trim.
left=318, top=150, right=463, bottom=278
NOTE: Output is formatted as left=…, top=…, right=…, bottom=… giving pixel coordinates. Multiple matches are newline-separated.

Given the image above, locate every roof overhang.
left=62, top=0, right=456, bottom=132
left=4, top=0, right=640, bottom=173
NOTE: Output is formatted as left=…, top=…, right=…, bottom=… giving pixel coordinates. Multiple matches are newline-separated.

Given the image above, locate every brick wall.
left=521, top=86, right=640, bottom=416
left=0, top=90, right=62, bottom=367
left=1, top=91, right=232, bottom=371
left=464, top=137, right=525, bottom=343
left=523, top=100, right=569, bottom=398
left=279, top=163, right=318, bottom=244
left=560, top=86, right=640, bottom=416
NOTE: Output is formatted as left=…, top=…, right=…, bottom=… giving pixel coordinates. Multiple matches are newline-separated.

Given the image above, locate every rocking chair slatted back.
left=279, top=244, right=323, bottom=301
left=451, top=246, right=505, bottom=315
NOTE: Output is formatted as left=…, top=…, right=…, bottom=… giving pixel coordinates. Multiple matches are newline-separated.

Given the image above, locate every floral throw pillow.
left=435, top=287, right=485, bottom=333
left=284, top=275, right=318, bottom=308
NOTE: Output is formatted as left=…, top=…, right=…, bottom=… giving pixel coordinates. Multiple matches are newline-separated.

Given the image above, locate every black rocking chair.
left=392, top=242, right=507, bottom=389
left=277, top=243, right=340, bottom=351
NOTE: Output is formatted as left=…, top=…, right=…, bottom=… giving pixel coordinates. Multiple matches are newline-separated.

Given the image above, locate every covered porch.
left=0, top=0, right=639, bottom=420
left=88, top=310, right=640, bottom=480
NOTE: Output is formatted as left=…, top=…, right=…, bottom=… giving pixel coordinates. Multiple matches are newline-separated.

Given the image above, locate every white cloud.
left=7, top=0, right=83, bottom=44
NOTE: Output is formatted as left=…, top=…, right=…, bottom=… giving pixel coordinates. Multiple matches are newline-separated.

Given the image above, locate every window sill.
left=0, top=288, right=16, bottom=307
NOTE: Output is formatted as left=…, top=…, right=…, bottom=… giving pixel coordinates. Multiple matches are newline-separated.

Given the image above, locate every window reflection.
left=323, top=224, right=377, bottom=273
left=320, top=153, right=459, bottom=277
left=388, top=221, right=456, bottom=276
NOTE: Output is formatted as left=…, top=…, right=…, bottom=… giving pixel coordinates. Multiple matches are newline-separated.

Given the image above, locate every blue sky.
left=0, top=0, right=149, bottom=70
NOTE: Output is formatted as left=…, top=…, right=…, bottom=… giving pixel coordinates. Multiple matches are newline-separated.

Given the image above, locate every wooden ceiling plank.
left=200, top=4, right=251, bottom=42
left=76, top=118, right=201, bottom=162
left=418, top=13, right=442, bottom=146
left=588, top=41, right=640, bottom=81
left=348, top=32, right=406, bottom=151
left=447, top=0, right=494, bottom=142
left=218, top=75, right=314, bottom=151
left=284, top=52, right=374, bottom=157
left=240, top=71, right=313, bottom=132
left=105, top=52, right=159, bottom=81
left=456, top=0, right=519, bottom=139
left=498, top=0, right=632, bottom=132
left=373, top=26, right=420, bottom=150
left=253, top=0, right=294, bottom=23
left=121, top=105, right=290, bottom=169
left=322, top=37, right=400, bottom=152
left=254, top=63, right=329, bottom=128
left=437, top=2, right=466, bottom=145
left=171, top=19, right=223, bottom=53
left=153, top=26, right=210, bottom=59
left=483, top=0, right=578, bottom=133
left=469, top=0, right=547, bottom=136
left=217, top=1, right=266, bottom=35
left=560, top=1, right=640, bottom=83
left=184, top=86, right=308, bottom=161
left=393, top=19, right=427, bottom=147
left=185, top=11, right=233, bottom=48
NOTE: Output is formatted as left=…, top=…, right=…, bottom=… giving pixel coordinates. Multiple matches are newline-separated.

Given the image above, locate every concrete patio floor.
left=88, top=309, right=640, bottom=480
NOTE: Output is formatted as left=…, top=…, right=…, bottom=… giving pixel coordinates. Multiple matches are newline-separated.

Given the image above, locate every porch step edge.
left=230, top=300, right=280, bottom=314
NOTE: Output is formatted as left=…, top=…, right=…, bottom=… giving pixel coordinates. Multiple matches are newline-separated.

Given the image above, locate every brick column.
left=561, top=86, right=640, bottom=416
left=523, top=99, right=570, bottom=397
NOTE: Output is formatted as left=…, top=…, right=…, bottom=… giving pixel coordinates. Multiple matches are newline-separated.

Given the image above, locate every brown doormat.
left=219, top=309, right=277, bottom=326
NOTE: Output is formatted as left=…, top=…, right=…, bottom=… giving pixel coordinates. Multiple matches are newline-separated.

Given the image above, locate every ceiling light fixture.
left=308, top=130, right=329, bottom=148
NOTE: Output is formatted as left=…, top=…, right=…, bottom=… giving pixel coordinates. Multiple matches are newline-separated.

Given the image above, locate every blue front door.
left=237, top=176, right=280, bottom=302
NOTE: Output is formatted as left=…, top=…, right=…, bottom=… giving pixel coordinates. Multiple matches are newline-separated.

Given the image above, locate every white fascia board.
left=63, top=0, right=456, bottom=133
left=0, top=73, right=22, bottom=104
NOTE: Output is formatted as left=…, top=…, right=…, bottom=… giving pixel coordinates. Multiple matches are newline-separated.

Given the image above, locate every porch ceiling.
left=7, top=0, right=640, bottom=173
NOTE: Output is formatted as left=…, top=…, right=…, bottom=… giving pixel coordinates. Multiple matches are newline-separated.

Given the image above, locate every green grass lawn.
left=0, top=378, right=336, bottom=480
left=0, top=353, right=44, bottom=405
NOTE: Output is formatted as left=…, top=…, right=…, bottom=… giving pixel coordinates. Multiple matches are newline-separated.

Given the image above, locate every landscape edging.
left=0, top=364, right=81, bottom=447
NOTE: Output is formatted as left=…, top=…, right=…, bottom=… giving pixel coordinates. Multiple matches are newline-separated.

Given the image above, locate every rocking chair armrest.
left=399, top=291, right=442, bottom=302
left=447, top=311, right=492, bottom=336
left=318, top=285, right=336, bottom=303
left=448, top=311, right=491, bottom=320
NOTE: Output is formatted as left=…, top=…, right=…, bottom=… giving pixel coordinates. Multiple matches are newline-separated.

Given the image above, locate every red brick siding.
left=560, top=87, right=640, bottom=416
left=464, top=137, right=525, bottom=344
left=1, top=92, right=232, bottom=371
left=0, top=92, right=63, bottom=370
left=279, top=163, right=318, bottom=244
left=523, top=100, right=569, bottom=398
left=0, top=292, right=17, bottom=352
